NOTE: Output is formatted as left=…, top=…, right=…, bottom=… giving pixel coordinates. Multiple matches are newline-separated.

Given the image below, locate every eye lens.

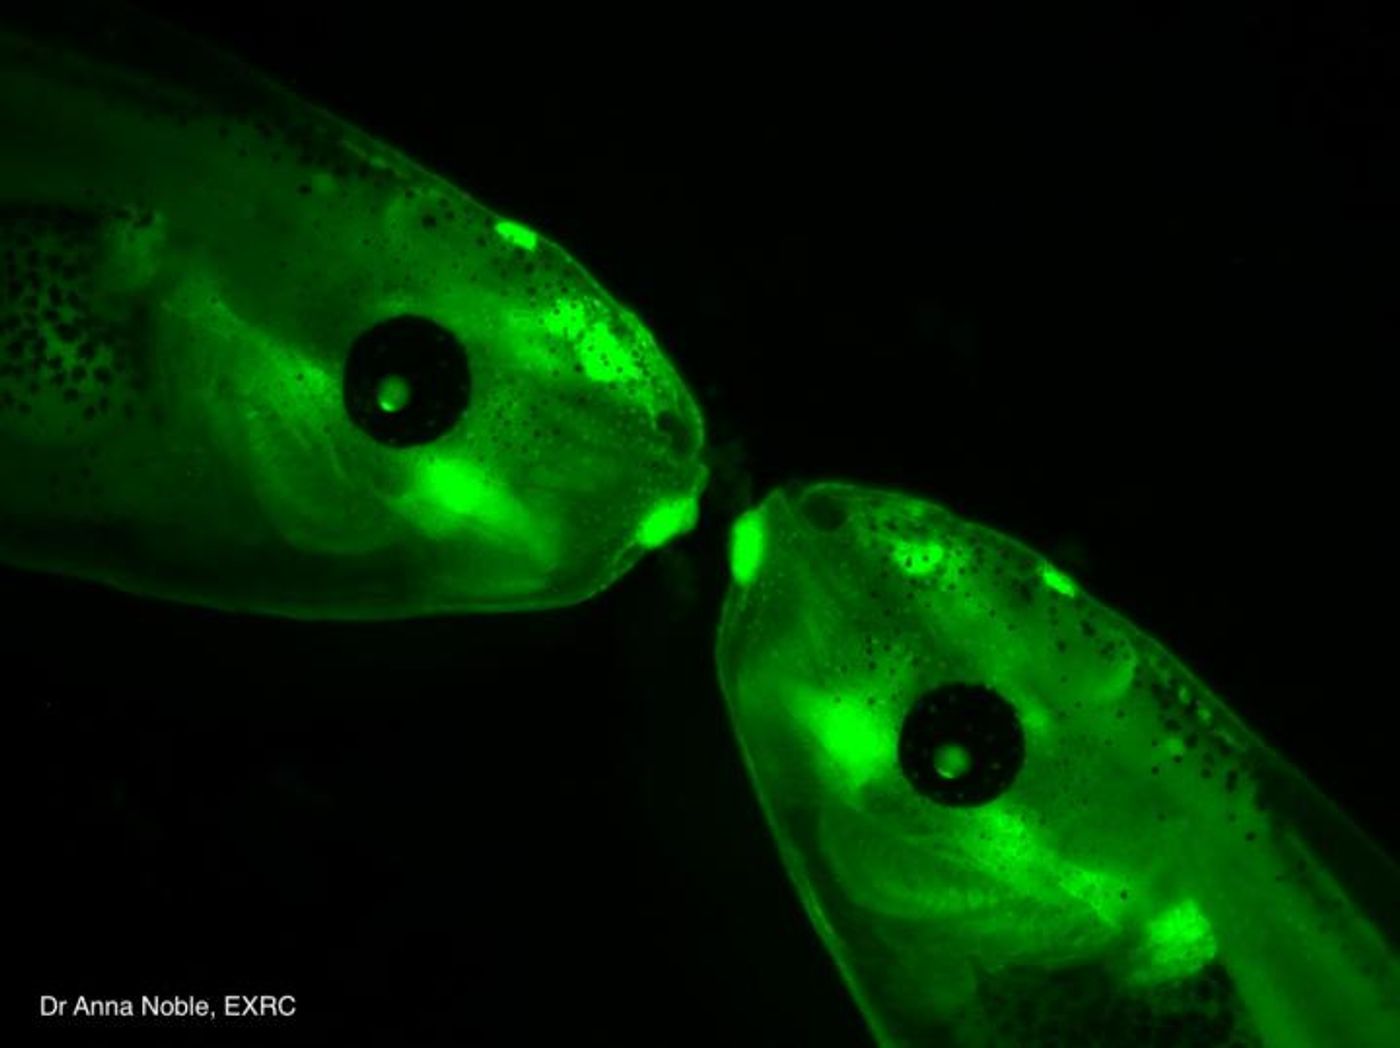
left=899, top=683, right=1025, bottom=806
left=344, top=315, right=470, bottom=446
left=931, top=742, right=973, bottom=780
left=376, top=374, right=412, bottom=414
left=654, top=409, right=696, bottom=456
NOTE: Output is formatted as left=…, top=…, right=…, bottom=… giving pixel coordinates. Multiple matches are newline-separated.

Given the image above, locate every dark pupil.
left=898, top=683, right=1025, bottom=806
left=344, top=315, right=470, bottom=447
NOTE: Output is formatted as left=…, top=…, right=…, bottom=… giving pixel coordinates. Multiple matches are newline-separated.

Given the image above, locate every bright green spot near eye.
left=807, top=695, right=890, bottom=789
left=494, top=219, right=538, bottom=252
left=581, top=327, right=640, bottom=382
left=1132, top=899, right=1218, bottom=984
left=1041, top=564, right=1078, bottom=597
left=415, top=459, right=512, bottom=519
left=544, top=299, right=644, bottom=383
left=931, top=742, right=972, bottom=780
left=635, top=494, right=699, bottom=549
left=891, top=537, right=945, bottom=576
left=376, top=374, right=411, bottom=413
left=406, top=458, right=542, bottom=554
left=730, top=509, right=766, bottom=586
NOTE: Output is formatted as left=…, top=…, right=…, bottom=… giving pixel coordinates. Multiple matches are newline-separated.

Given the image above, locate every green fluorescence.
left=729, top=508, right=766, bottom=586
left=634, top=494, right=699, bottom=550
left=493, top=219, right=538, bottom=252
left=891, top=536, right=945, bottom=577
left=1132, top=898, right=1219, bottom=987
left=718, top=482, right=1399, bottom=1047
left=1040, top=564, right=1078, bottom=597
left=0, top=8, right=706, bottom=617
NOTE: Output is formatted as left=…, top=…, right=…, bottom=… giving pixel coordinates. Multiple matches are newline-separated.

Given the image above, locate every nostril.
left=654, top=409, right=696, bottom=457
left=794, top=486, right=848, bottom=532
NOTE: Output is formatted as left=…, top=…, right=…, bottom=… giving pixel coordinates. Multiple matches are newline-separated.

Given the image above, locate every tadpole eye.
left=898, top=683, right=1025, bottom=806
left=344, top=315, right=471, bottom=447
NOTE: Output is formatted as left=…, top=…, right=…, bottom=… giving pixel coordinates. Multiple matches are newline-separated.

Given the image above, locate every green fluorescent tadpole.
left=718, top=482, right=1399, bottom=1047
left=0, top=8, right=705, bottom=617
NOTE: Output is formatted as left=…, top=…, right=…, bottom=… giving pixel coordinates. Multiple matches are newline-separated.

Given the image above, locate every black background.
left=13, top=1, right=1395, bottom=1045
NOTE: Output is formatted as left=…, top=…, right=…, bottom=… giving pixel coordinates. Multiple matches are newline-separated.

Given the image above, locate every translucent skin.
left=718, top=483, right=1399, bottom=1047
left=0, top=9, right=705, bottom=617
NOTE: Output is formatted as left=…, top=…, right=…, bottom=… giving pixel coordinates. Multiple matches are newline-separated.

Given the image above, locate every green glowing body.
left=719, top=483, right=1399, bottom=1047
left=0, top=8, right=705, bottom=617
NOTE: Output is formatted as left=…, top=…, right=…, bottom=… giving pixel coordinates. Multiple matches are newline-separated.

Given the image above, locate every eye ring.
left=898, top=683, right=1025, bottom=806
left=343, top=315, right=471, bottom=447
